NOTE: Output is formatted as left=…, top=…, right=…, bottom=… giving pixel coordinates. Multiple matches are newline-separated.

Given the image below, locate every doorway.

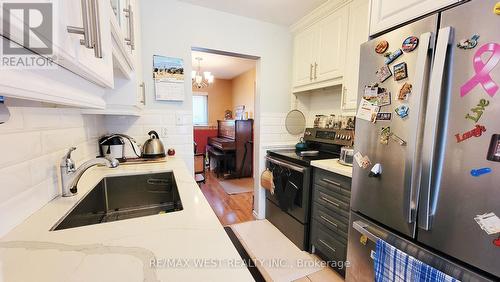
left=191, top=47, right=259, bottom=226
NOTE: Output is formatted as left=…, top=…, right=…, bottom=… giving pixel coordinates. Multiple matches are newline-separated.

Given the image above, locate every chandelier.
left=192, top=57, right=214, bottom=89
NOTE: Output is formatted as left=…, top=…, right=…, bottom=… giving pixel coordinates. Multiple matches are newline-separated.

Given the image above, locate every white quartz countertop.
left=0, top=157, right=253, bottom=282
left=310, top=159, right=353, bottom=178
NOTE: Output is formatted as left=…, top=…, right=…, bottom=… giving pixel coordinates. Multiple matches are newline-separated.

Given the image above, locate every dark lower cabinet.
left=310, top=168, right=351, bottom=277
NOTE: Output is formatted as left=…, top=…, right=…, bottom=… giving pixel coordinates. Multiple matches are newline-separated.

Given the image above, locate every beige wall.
left=232, top=68, right=256, bottom=118
left=193, top=78, right=233, bottom=127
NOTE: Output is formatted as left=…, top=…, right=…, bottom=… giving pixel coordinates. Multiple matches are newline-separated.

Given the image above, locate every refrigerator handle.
left=418, top=26, right=453, bottom=231
left=404, top=32, right=433, bottom=224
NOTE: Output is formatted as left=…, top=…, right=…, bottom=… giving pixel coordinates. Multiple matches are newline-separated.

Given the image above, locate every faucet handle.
left=61, top=147, right=77, bottom=172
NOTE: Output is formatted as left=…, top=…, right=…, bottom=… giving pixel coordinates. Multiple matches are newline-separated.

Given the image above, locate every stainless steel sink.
left=51, top=172, right=183, bottom=231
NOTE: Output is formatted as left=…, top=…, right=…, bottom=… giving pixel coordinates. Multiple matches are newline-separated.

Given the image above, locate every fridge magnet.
left=402, top=36, right=419, bottom=52
left=474, top=212, right=500, bottom=235
left=354, top=152, right=371, bottom=169
left=376, top=90, right=391, bottom=107
left=465, top=99, right=490, bottom=123
left=384, top=49, right=403, bottom=65
left=356, top=99, right=380, bottom=123
left=363, top=85, right=379, bottom=103
left=395, top=105, right=409, bottom=119
left=376, top=112, right=392, bottom=122
left=460, top=42, right=500, bottom=98
left=375, top=40, right=389, bottom=54
left=383, top=52, right=392, bottom=58
left=380, top=127, right=392, bottom=145
left=369, top=163, right=383, bottom=178
left=393, top=62, right=408, bottom=81
left=390, top=133, right=407, bottom=146
left=487, top=134, right=500, bottom=162
left=494, top=236, right=500, bottom=247
left=376, top=65, right=392, bottom=83
left=457, top=34, right=480, bottom=50
left=398, top=83, right=413, bottom=100
left=495, top=2, right=500, bottom=15
left=455, top=124, right=487, bottom=143
left=471, top=167, right=492, bottom=177
left=360, top=235, right=368, bottom=246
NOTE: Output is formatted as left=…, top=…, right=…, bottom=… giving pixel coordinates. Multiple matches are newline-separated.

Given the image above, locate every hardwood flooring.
left=199, top=171, right=255, bottom=226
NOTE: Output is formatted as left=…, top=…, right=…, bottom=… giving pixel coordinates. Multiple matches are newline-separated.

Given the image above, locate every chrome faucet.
left=60, top=147, right=119, bottom=197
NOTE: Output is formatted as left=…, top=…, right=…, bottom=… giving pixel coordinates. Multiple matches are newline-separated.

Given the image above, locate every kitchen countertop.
left=310, top=159, right=353, bottom=178
left=0, top=157, right=254, bottom=282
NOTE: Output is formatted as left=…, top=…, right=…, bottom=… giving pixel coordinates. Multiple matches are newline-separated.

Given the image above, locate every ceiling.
left=178, top=0, right=329, bottom=26
left=191, top=51, right=256, bottom=80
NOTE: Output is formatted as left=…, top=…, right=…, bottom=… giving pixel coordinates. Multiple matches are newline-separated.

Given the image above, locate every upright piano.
left=208, top=120, right=253, bottom=178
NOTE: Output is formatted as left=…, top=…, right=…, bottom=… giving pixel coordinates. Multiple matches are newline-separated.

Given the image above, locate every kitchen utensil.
left=142, top=130, right=166, bottom=158
left=339, top=146, right=354, bottom=166
left=295, top=137, right=308, bottom=151
left=99, top=135, right=125, bottom=159
left=260, top=168, right=274, bottom=193
left=285, top=110, right=306, bottom=135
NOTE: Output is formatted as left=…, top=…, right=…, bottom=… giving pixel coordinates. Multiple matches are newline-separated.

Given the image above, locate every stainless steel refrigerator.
left=348, top=1, right=500, bottom=281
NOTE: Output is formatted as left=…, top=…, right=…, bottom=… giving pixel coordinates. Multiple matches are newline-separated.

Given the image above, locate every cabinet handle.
left=124, top=5, right=135, bottom=50
left=322, top=178, right=341, bottom=187
left=319, top=239, right=336, bottom=252
left=89, top=0, right=102, bottom=58
left=309, top=64, right=314, bottom=81
left=140, top=82, right=146, bottom=105
left=320, top=195, right=340, bottom=207
left=320, top=215, right=338, bottom=228
left=67, top=0, right=93, bottom=49
left=314, top=62, right=318, bottom=79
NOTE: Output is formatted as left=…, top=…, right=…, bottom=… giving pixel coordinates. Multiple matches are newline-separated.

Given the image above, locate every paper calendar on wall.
left=153, top=55, right=185, bottom=101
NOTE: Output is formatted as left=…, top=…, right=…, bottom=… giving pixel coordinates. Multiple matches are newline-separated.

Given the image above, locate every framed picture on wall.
left=153, top=55, right=185, bottom=101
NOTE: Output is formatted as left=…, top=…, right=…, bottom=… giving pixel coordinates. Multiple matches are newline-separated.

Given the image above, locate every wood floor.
left=199, top=171, right=255, bottom=226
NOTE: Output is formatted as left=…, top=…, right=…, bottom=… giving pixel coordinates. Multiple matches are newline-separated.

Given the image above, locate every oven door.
left=265, top=156, right=311, bottom=224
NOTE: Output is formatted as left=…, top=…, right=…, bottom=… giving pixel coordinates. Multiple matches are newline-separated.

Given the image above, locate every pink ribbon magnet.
left=460, top=43, right=500, bottom=98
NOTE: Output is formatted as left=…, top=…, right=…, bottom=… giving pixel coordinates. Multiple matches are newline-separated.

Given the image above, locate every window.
left=192, top=93, right=208, bottom=125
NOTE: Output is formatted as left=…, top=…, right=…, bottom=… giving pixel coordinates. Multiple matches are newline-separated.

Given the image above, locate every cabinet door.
left=315, top=6, right=348, bottom=83
left=292, top=27, right=317, bottom=88
left=369, top=0, right=458, bottom=36
left=342, top=0, right=369, bottom=112
left=65, top=0, right=113, bottom=88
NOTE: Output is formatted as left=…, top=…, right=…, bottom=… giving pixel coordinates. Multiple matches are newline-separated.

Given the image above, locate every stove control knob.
left=336, top=134, right=341, bottom=139
left=305, top=131, right=311, bottom=136
left=347, top=135, right=352, bottom=141
left=341, top=135, right=346, bottom=140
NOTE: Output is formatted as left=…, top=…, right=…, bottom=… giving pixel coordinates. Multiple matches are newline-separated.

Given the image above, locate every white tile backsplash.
left=0, top=106, right=104, bottom=236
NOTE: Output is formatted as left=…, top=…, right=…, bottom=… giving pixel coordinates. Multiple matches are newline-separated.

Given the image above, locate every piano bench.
left=208, top=148, right=233, bottom=178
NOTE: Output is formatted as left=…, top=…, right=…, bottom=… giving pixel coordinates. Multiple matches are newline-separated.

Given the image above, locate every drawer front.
left=313, top=184, right=350, bottom=206
left=311, top=221, right=347, bottom=262
left=312, top=203, right=349, bottom=238
left=314, top=168, right=351, bottom=193
left=314, top=185, right=350, bottom=212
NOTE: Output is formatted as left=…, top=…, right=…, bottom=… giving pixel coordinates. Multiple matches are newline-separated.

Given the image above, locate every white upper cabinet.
left=342, top=0, right=369, bottom=112
left=110, top=0, right=137, bottom=76
left=315, top=6, right=348, bottom=83
left=291, top=2, right=348, bottom=93
left=293, top=27, right=317, bottom=88
left=369, top=0, right=459, bottom=36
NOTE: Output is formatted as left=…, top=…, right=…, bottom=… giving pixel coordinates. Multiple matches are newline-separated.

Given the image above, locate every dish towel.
left=374, top=239, right=459, bottom=282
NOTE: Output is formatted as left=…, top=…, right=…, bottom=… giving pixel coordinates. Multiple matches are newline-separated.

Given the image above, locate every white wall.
left=0, top=100, right=105, bottom=236
left=106, top=0, right=298, bottom=218
left=294, top=85, right=345, bottom=127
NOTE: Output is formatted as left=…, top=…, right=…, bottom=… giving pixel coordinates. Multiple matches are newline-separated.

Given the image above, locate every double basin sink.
left=52, top=172, right=183, bottom=231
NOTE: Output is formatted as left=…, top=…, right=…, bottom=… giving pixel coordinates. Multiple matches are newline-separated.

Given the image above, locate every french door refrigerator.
left=348, top=0, right=500, bottom=281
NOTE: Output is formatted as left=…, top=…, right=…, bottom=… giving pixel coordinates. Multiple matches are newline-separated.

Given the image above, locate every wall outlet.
left=160, top=127, right=168, bottom=138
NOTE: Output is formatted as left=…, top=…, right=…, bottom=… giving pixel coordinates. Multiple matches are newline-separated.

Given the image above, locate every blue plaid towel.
left=374, top=239, right=459, bottom=282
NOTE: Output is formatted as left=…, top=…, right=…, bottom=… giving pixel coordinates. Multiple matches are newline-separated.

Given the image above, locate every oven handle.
left=266, top=156, right=306, bottom=173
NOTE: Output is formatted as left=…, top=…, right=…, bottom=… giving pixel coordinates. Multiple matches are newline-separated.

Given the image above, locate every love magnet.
left=471, top=167, right=492, bottom=177
left=457, top=34, right=480, bottom=50
left=465, top=99, right=489, bottom=123
left=375, top=40, right=389, bottom=54
left=402, top=36, right=419, bottom=52
left=460, top=42, right=500, bottom=98
left=395, top=105, right=409, bottom=119
left=384, top=49, right=403, bottom=65
left=455, top=124, right=486, bottom=143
